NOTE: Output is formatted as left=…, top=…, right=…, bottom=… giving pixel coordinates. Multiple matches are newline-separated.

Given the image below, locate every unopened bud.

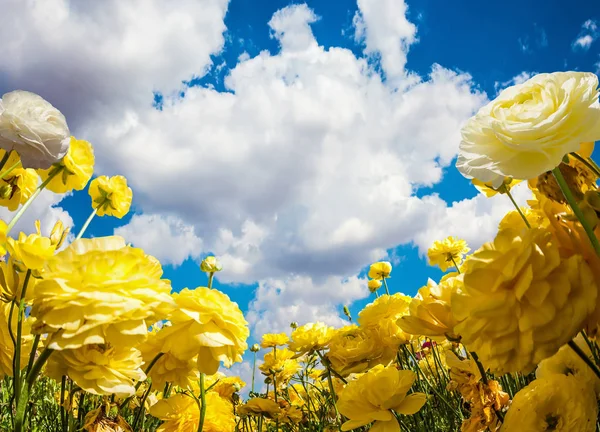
left=343, top=305, right=352, bottom=321
left=232, top=383, right=242, bottom=392
left=368, top=279, right=382, bottom=293
left=200, top=256, right=222, bottom=273
left=250, top=344, right=260, bottom=353
left=0, top=184, right=12, bottom=199
left=290, top=322, right=298, bottom=329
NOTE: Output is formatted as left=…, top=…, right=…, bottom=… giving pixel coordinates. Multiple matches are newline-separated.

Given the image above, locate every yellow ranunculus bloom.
left=288, top=322, right=334, bottom=355
left=89, top=175, right=133, bottom=218
left=536, top=334, right=600, bottom=396
left=0, top=150, right=38, bottom=211
left=368, top=261, right=392, bottom=280
left=471, top=177, right=521, bottom=197
left=0, top=257, right=33, bottom=303
left=259, top=347, right=301, bottom=388
left=337, top=365, right=426, bottom=431
left=501, top=374, right=597, bottom=432
left=367, top=279, right=382, bottom=292
left=155, top=287, right=249, bottom=375
left=358, top=293, right=411, bottom=350
left=452, top=226, right=597, bottom=374
left=7, top=232, right=55, bottom=270
left=427, top=236, right=470, bottom=272
left=326, top=325, right=386, bottom=376
left=260, top=332, right=289, bottom=349
left=0, top=302, right=32, bottom=378
left=139, top=328, right=199, bottom=391
left=237, top=397, right=281, bottom=418
left=204, top=372, right=245, bottom=401
left=37, top=137, right=94, bottom=193
left=46, top=344, right=145, bottom=397
left=398, top=274, right=461, bottom=340
left=149, top=392, right=235, bottom=432
left=30, top=236, right=174, bottom=349
left=457, top=72, right=600, bottom=186
left=35, top=219, right=69, bottom=250
left=82, top=408, right=132, bottom=432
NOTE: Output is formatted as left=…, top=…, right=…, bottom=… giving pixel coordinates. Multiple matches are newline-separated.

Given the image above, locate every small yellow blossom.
left=288, top=322, right=334, bottom=355
left=368, top=261, right=392, bottom=280
left=427, top=236, right=470, bottom=271
left=367, top=279, right=382, bottom=293
left=358, top=293, right=411, bottom=350
left=259, top=347, right=301, bottom=388
left=200, top=256, right=222, bottom=273
left=237, top=397, right=281, bottom=418
left=337, top=365, right=426, bottom=431
left=0, top=150, right=38, bottom=211
left=261, top=332, right=289, bottom=349
left=326, top=325, right=386, bottom=376
left=89, top=175, right=132, bottom=218
left=37, top=137, right=94, bottom=193
left=35, top=219, right=69, bottom=249
left=7, top=232, right=55, bottom=270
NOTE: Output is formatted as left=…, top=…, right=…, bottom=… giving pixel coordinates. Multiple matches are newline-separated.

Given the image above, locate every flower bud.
left=290, top=322, right=298, bottom=329
left=200, top=256, right=222, bottom=273
left=343, top=305, right=352, bottom=321
left=0, top=184, right=12, bottom=199
left=250, top=344, right=260, bottom=353
left=367, top=279, right=382, bottom=293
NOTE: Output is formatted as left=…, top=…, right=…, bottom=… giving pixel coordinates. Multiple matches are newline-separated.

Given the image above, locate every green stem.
left=14, top=347, right=53, bottom=432
left=25, top=334, right=41, bottom=375
left=75, top=207, right=97, bottom=240
left=0, top=159, right=21, bottom=181
left=449, top=256, right=461, bottom=274
left=207, top=272, right=214, bottom=289
left=119, top=352, right=164, bottom=411
left=382, top=278, right=390, bottom=295
left=7, top=168, right=62, bottom=235
left=0, top=151, right=11, bottom=172
left=505, top=189, right=531, bottom=228
left=198, top=373, right=207, bottom=432
left=569, top=340, right=600, bottom=380
left=132, top=383, right=152, bottom=430
left=60, top=376, right=67, bottom=432
left=13, top=270, right=32, bottom=407
left=552, top=167, right=600, bottom=256
left=571, top=152, right=600, bottom=178
left=251, top=351, right=256, bottom=394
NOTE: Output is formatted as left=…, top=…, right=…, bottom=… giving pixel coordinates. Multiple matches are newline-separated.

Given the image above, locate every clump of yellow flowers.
left=2, top=71, right=600, bottom=431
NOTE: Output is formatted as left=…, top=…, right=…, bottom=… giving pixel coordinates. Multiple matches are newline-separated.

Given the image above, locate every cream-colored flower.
left=0, top=90, right=70, bottom=169
left=457, top=72, right=600, bottom=186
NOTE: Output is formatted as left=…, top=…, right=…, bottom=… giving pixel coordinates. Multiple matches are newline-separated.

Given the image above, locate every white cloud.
left=494, top=71, right=536, bottom=94
left=245, top=275, right=367, bottom=336
left=572, top=19, right=599, bottom=51
left=0, top=1, right=497, bottom=333
left=114, top=214, right=203, bottom=266
left=353, top=0, right=417, bottom=80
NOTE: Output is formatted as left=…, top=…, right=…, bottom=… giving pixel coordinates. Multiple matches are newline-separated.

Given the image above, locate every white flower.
left=456, top=72, right=600, bottom=186
left=0, top=90, right=70, bottom=169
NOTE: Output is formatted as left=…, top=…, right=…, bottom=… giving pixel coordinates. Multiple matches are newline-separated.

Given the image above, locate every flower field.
left=0, top=70, right=600, bottom=431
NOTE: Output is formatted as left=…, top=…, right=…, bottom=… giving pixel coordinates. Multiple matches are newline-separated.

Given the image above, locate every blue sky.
left=1, top=0, right=599, bottom=377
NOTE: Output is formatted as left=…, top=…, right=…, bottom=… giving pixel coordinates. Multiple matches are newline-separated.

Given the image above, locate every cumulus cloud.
left=572, top=19, right=599, bottom=51
left=494, top=71, right=537, bottom=94
left=0, top=1, right=496, bottom=334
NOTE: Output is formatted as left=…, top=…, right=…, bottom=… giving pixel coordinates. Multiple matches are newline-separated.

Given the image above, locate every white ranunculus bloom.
left=0, top=90, right=70, bottom=169
left=456, top=72, right=600, bottom=186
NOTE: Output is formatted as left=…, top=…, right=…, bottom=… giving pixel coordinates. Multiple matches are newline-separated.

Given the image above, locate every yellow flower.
left=0, top=302, right=31, bottom=378
left=46, top=344, right=145, bottom=397
left=498, top=208, right=542, bottom=231
left=261, top=332, right=289, bottom=349
left=452, top=226, right=597, bottom=374
left=37, top=137, right=94, bottom=193
left=0, top=257, right=34, bottom=303
left=337, top=365, right=426, bottom=431
left=82, top=408, right=132, bottom=432
left=536, top=334, right=600, bottom=396
left=457, top=72, right=600, bottom=186
left=288, top=322, right=334, bottom=355
left=326, top=325, right=386, bottom=376
left=472, top=177, right=522, bottom=197
left=237, top=397, right=281, bottom=418
left=358, top=293, right=411, bottom=350
left=35, top=219, right=70, bottom=249
left=89, top=175, right=132, bottom=218
left=155, top=287, right=249, bottom=375
left=30, top=236, right=174, bottom=349
left=7, top=232, right=55, bottom=270
left=427, top=236, right=470, bottom=272
left=0, top=150, right=38, bottom=211
left=204, top=372, right=245, bottom=401
left=398, top=275, right=461, bottom=340
left=500, top=374, right=597, bottom=432
left=139, top=329, right=199, bottom=390
left=368, top=261, right=392, bottom=280
left=0, top=219, right=7, bottom=256
left=368, top=279, right=382, bottom=293
left=276, top=405, right=303, bottom=424
left=150, top=392, right=236, bottom=432
left=259, top=347, right=301, bottom=388
left=200, top=256, right=222, bottom=273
